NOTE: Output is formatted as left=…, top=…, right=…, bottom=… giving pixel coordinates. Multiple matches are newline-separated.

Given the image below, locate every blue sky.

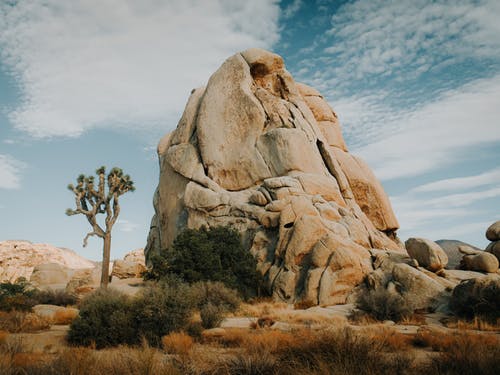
left=0, top=0, right=499, bottom=260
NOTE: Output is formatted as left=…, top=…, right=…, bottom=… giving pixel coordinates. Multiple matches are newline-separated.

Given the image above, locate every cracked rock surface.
left=145, top=48, right=403, bottom=305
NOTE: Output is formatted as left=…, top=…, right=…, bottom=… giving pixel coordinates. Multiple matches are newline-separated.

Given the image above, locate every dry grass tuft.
left=445, top=317, right=500, bottom=332
left=0, top=311, right=52, bottom=333
left=52, top=308, right=79, bottom=325
left=0, top=331, right=7, bottom=345
left=162, top=332, right=193, bottom=355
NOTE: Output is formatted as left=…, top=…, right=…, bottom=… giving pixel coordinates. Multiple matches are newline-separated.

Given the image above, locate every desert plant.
left=162, top=332, right=194, bottom=355
left=356, top=288, right=414, bottom=322
left=0, top=281, right=37, bottom=312
left=426, top=331, right=500, bottom=375
left=189, top=281, right=241, bottom=312
left=32, top=289, right=77, bottom=306
left=450, top=277, right=500, bottom=323
left=200, top=303, right=225, bottom=329
left=133, top=280, right=196, bottom=347
left=67, top=288, right=136, bottom=348
left=150, top=226, right=264, bottom=298
left=66, top=166, right=135, bottom=288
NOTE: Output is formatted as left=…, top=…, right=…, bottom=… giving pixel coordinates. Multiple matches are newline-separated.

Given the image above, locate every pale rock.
left=486, top=220, right=500, bottom=241
left=0, top=240, right=94, bottom=283
left=33, top=305, right=78, bottom=320
left=112, top=260, right=146, bottom=279
left=392, top=263, right=446, bottom=309
left=405, top=238, right=448, bottom=272
left=123, top=248, right=146, bottom=266
left=30, top=263, right=74, bottom=290
left=145, top=48, right=402, bottom=305
left=332, top=148, right=399, bottom=231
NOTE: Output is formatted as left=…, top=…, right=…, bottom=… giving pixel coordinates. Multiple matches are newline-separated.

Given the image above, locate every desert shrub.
left=67, top=288, right=136, bottom=348
left=0, top=281, right=37, bottom=312
left=149, top=226, right=264, bottom=298
left=356, top=288, right=414, bottom=322
left=189, top=281, right=241, bottom=312
left=133, top=280, right=196, bottom=347
left=162, top=332, right=193, bottom=355
left=450, top=278, right=500, bottom=323
left=427, top=331, right=500, bottom=375
left=32, top=289, right=77, bottom=307
left=53, top=308, right=79, bottom=325
left=293, top=299, right=316, bottom=310
left=0, top=311, right=51, bottom=333
left=200, top=303, right=224, bottom=329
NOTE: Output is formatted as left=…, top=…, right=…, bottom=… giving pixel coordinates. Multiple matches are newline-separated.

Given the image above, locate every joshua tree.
left=66, top=166, right=135, bottom=288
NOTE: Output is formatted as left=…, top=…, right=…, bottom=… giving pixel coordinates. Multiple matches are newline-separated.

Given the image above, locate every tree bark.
left=101, top=232, right=112, bottom=288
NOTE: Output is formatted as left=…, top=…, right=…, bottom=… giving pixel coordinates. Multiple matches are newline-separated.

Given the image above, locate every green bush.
left=133, top=280, right=196, bottom=347
left=200, top=303, right=225, bottom=329
left=149, top=226, right=264, bottom=298
left=356, top=288, right=414, bottom=322
left=32, top=289, right=77, bottom=307
left=0, top=280, right=37, bottom=312
left=450, top=277, right=500, bottom=323
left=189, top=281, right=241, bottom=312
left=68, top=279, right=197, bottom=348
left=67, top=288, right=136, bottom=348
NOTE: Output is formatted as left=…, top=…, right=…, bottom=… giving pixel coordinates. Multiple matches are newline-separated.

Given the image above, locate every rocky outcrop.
left=485, top=220, right=500, bottom=262
left=145, top=48, right=403, bottom=305
left=435, top=239, right=481, bottom=270
left=0, top=240, right=95, bottom=283
left=405, top=238, right=448, bottom=272
left=458, top=246, right=499, bottom=273
left=123, top=248, right=146, bottom=266
left=112, top=260, right=146, bottom=279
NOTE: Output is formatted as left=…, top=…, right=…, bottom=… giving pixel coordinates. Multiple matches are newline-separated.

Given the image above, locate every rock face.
left=145, top=48, right=403, bottom=305
left=405, top=238, right=448, bottom=272
left=0, top=240, right=95, bottom=283
left=30, top=263, right=74, bottom=290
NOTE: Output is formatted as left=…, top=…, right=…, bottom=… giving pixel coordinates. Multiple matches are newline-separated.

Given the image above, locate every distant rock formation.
left=0, top=240, right=95, bottom=283
left=145, top=48, right=403, bottom=305
left=435, top=239, right=481, bottom=270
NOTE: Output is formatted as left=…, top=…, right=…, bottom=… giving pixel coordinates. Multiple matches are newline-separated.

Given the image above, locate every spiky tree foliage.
left=66, top=166, right=135, bottom=288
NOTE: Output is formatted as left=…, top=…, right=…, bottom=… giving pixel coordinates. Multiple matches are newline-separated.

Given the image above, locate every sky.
left=0, top=0, right=499, bottom=261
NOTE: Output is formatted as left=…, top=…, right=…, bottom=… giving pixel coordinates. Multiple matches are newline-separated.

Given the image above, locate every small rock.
left=460, top=252, right=499, bottom=273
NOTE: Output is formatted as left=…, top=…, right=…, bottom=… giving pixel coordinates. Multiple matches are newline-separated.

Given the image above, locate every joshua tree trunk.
left=101, top=232, right=112, bottom=288
left=66, top=166, right=135, bottom=289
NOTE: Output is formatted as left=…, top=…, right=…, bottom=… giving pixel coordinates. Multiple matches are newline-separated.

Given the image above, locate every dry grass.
left=361, top=325, right=414, bottom=351
left=52, top=308, right=79, bottom=325
left=162, top=332, right=193, bottom=355
left=0, top=330, right=7, bottom=345
left=445, top=317, right=500, bottom=332
left=0, top=311, right=52, bottom=333
left=235, top=300, right=290, bottom=318
left=413, top=328, right=499, bottom=352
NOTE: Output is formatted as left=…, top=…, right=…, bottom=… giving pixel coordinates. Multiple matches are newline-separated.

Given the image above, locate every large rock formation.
left=145, top=49, right=404, bottom=305
left=0, top=240, right=95, bottom=283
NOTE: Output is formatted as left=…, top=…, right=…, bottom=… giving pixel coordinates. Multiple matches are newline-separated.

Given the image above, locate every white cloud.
left=117, top=219, right=138, bottom=233
left=412, top=168, right=500, bottom=193
left=0, top=0, right=280, bottom=138
left=0, top=154, right=25, bottom=189
left=283, top=0, right=302, bottom=19
left=324, top=0, right=500, bottom=85
left=355, top=75, right=500, bottom=180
